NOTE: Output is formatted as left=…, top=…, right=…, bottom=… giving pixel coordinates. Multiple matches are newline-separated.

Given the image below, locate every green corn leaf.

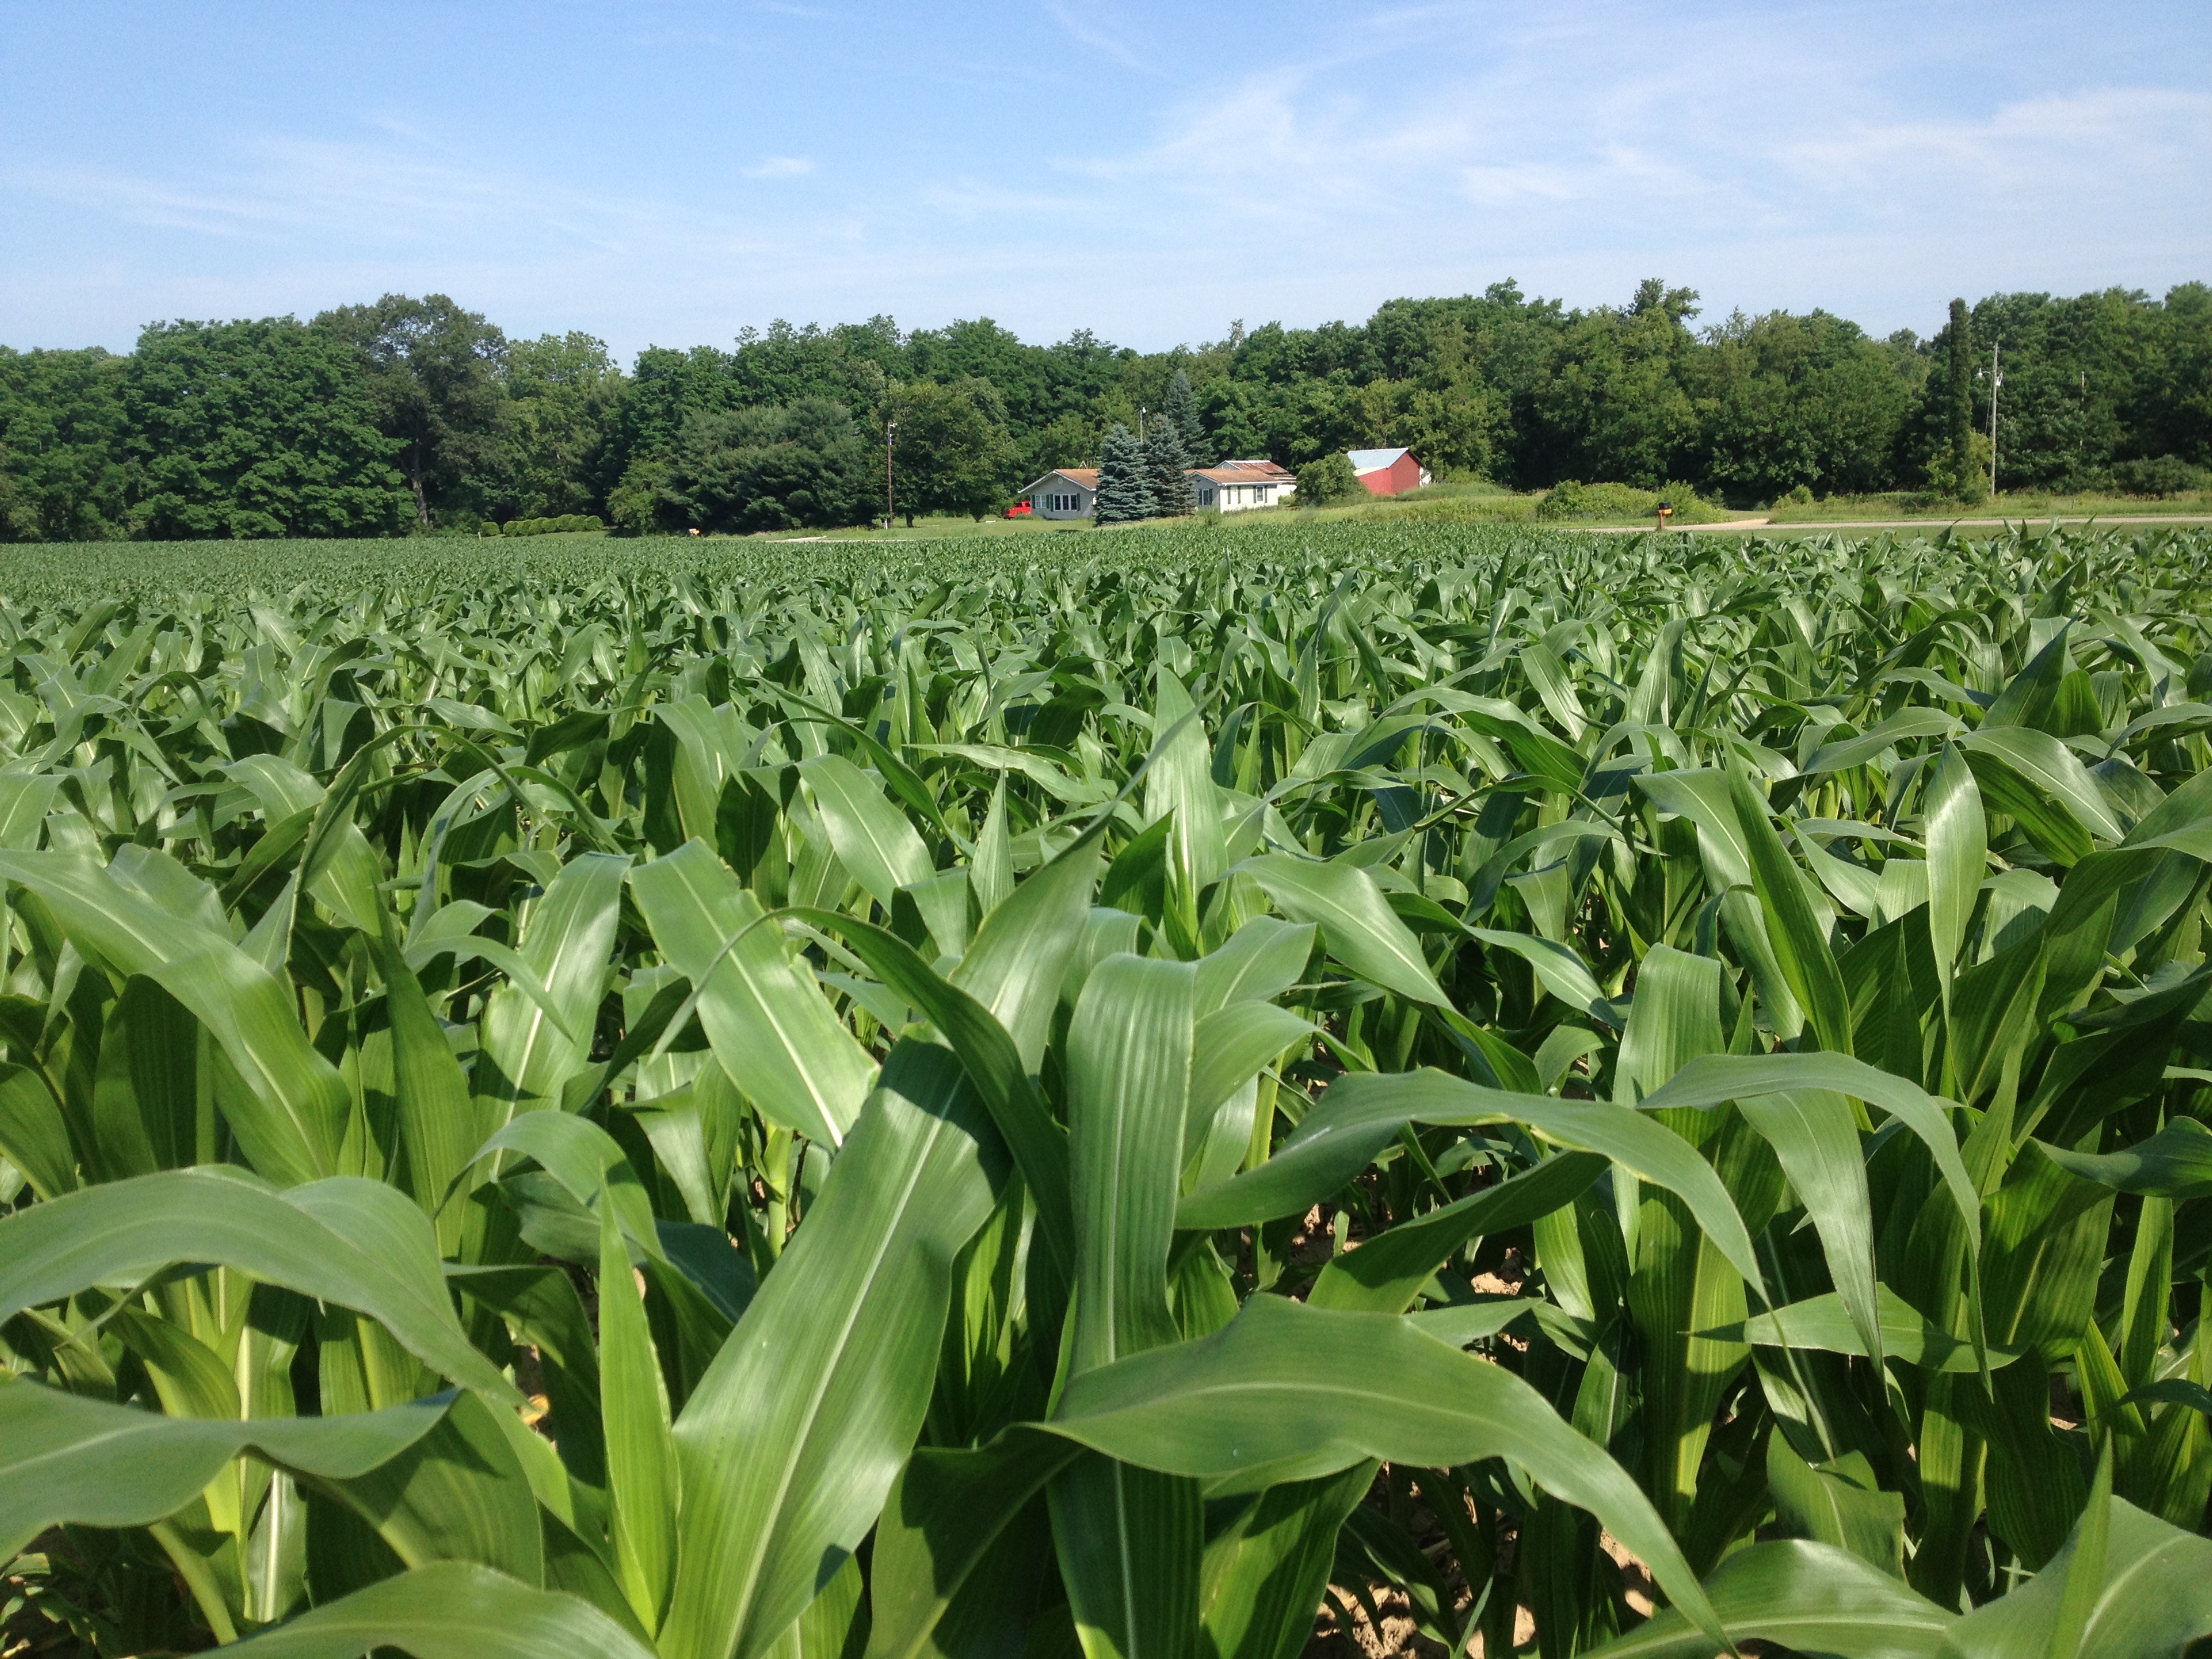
left=89, top=975, right=199, bottom=1181
left=1307, top=1150, right=1607, bottom=1313
left=1937, top=1493, right=2212, bottom=1658
left=470, top=1110, right=664, bottom=1261
left=866, top=1427, right=1079, bottom=1659
left=800, top=752, right=935, bottom=910
left=1065, top=953, right=1195, bottom=1374
left=659, top=1040, right=1006, bottom=1659
left=630, top=840, right=876, bottom=1147
left=1617, top=944, right=1725, bottom=1101
left=1197, top=1464, right=1374, bottom=1659
left=1055, top=950, right=1204, bottom=1659
left=377, top=941, right=478, bottom=1254
left=1803, top=708, right=1966, bottom=775
left=598, top=1183, right=678, bottom=1633
left=1637, top=1052, right=1980, bottom=1275
left=1179, top=1068, right=1762, bottom=1288
left=1149, top=668, right=1228, bottom=897
left=1702, top=1284, right=2022, bottom=1372
left=1238, top=853, right=1448, bottom=1006
left=1187, top=1000, right=1314, bottom=1124
left=0, top=1168, right=520, bottom=1403
left=473, top=851, right=630, bottom=1126
left=1048, top=1451, right=1203, bottom=1659
left=0, top=1060, right=77, bottom=1200
left=1959, top=728, right=2122, bottom=867
left=1467, top=927, right=1614, bottom=1023
left=950, top=813, right=1108, bottom=1073
left=1578, top=1538, right=1954, bottom=1658
left=1766, top=1434, right=1908, bottom=1577
left=312, top=1389, right=545, bottom=1587
left=1, top=1380, right=452, bottom=1561
left=0, top=848, right=346, bottom=1186
left=1046, top=1294, right=1727, bottom=1654
left=1728, top=764, right=1853, bottom=1054
left=1636, top=768, right=1755, bottom=890
left=1193, top=917, right=1317, bottom=1017
left=775, top=906, right=1074, bottom=1284
left=1924, top=741, right=1986, bottom=1002
left=211, top=1562, right=659, bottom=1659
left=2044, top=1117, right=2212, bottom=1197
left=1734, top=1090, right=1881, bottom=1368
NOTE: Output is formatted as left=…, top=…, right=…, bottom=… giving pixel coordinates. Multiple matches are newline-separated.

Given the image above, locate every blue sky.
left=3, top=1, right=2207, bottom=360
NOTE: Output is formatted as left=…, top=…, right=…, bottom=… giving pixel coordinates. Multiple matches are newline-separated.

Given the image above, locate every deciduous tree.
left=123, top=318, right=407, bottom=539
left=313, top=293, right=506, bottom=528
left=887, top=376, right=1019, bottom=523
left=661, top=397, right=874, bottom=532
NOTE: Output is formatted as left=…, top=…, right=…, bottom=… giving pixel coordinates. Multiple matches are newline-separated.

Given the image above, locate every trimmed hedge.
left=492, top=514, right=605, bottom=537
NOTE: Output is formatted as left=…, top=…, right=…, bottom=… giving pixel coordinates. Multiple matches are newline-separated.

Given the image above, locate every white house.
left=1018, top=468, right=1099, bottom=520
left=1191, top=459, right=1298, bottom=513
left=1020, top=457, right=1300, bottom=519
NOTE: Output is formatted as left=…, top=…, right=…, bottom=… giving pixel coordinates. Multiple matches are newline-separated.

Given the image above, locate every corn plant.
left=7, top=522, right=2212, bottom=1659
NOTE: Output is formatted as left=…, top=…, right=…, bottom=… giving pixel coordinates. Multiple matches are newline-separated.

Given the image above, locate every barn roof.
left=1346, top=447, right=1413, bottom=472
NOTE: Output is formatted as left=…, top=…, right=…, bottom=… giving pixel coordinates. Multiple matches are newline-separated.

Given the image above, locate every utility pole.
left=1988, top=343, right=2002, bottom=498
left=885, top=417, right=897, bottom=530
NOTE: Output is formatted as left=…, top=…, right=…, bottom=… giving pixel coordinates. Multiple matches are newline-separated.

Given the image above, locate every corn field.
left=7, top=522, right=2212, bottom=1659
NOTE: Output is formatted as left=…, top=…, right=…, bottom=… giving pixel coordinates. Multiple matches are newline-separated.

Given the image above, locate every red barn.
left=1345, top=447, right=1431, bottom=497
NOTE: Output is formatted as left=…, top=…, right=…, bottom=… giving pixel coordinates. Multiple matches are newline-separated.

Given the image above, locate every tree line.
left=1, top=279, right=2207, bottom=541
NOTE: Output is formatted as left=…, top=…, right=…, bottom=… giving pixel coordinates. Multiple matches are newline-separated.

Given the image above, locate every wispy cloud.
left=1778, top=86, right=2212, bottom=213
left=1045, top=0, right=1151, bottom=73
left=2, top=1, right=2205, bottom=356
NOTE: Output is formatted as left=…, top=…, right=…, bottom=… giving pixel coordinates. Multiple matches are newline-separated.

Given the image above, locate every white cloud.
left=742, top=155, right=816, bottom=179
left=2, top=1, right=2205, bottom=356
left=1045, top=0, right=1153, bottom=73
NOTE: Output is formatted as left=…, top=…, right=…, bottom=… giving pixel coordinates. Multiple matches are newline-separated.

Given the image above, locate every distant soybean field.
left=6, top=520, right=2212, bottom=1658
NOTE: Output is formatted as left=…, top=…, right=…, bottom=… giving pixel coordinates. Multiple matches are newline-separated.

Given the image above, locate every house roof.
left=1021, top=468, right=1099, bottom=493
left=1216, top=459, right=1294, bottom=478
left=1190, top=467, right=1288, bottom=485
left=1346, top=447, right=1414, bottom=473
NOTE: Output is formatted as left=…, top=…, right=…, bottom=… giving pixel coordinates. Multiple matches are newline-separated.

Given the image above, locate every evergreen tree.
left=1143, top=413, right=1195, bottom=516
left=1164, top=367, right=1210, bottom=465
left=1092, top=422, right=1153, bottom=523
left=1946, top=298, right=1984, bottom=503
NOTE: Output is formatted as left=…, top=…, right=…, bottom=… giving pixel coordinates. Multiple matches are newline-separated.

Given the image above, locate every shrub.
left=1537, top=479, right=1723, bottom=523
left=1295, top=452, right=1362, bottom=507
left=2108, top=455, right=2210, bottom=497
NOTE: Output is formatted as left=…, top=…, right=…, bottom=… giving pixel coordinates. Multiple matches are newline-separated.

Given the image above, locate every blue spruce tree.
left=1143, top=413, right=1195, bottom=516
left=1164, top=368, right=1210, bottom=466
left=1092, top=422, right=1153, bottom=524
